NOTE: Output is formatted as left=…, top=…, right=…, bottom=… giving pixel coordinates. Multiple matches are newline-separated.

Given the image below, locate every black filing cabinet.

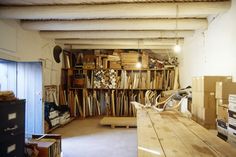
left=0, top=100, right=25, bottom=157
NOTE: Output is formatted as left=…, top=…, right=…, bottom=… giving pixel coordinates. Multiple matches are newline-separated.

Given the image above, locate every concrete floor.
left=53, top=118, right=137, bottom=157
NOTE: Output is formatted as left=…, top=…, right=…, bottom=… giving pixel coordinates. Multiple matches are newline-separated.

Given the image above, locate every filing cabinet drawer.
left=0, top=133, right=24, bottom=157
left=0, top=100, right=25, bottom=141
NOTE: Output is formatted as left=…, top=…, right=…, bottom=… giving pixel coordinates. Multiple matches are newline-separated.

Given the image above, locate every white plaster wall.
left=179, top=0, right=236, bottom=88
left=0, top=19, right=62, bottom=86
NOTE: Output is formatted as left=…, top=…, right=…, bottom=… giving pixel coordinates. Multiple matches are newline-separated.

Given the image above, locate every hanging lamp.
left=136, top=40, right=142, bottom=68
left=173, top=4, right=181, bottom=53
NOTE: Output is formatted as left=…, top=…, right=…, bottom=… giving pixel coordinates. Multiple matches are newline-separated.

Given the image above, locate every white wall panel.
left=179, top=1, right=236, bottom=87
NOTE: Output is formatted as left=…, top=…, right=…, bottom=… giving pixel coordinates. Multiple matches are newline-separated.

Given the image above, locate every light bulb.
left=136, top=62, right=142, bottom=68
left=173, top=44, right=181, bottom=53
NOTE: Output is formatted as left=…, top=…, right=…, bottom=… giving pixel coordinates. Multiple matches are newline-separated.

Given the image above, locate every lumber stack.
left=141, top=52, right=149, bottom=69
left=136, top=107, right=236, bottom=157
left=120, top=52, right=139, bottom=69
left=100, top=117, right=136, bottom=128
left=108, top=52, right=121, bottom=69
left=120, top=51, right=149, bottom=69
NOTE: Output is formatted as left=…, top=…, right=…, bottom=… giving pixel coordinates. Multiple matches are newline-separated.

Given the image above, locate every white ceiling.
left=0, top=0, right=231, bottom=50
left=0, top=0, right=229, bottom=5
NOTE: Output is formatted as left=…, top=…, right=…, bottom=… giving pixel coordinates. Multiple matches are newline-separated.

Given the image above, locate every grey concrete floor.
left=53, top=118, right=137, bottom=157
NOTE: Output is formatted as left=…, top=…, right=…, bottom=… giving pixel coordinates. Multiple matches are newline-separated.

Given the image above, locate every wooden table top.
left=137, top=108, right=236, bottom=157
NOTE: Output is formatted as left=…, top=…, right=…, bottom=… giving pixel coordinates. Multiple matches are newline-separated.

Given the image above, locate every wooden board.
left=137, top=110, right=165, bottom=157
left=136, top=107, right=236, bottom=157
left=100, top=117, right=136, bottom=128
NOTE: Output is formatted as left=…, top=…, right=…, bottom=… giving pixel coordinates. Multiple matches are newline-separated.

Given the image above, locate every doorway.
left=0, top=60, right=43, bottom=135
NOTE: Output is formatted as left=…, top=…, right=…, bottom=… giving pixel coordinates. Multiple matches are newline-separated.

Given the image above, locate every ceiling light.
left=173, top=4, right=181, bottom=53
left=136, top=40, right=142, bottom=69
left=136, top=62, right=142, bottom=69
left=173, top=43, right=181, bottom=53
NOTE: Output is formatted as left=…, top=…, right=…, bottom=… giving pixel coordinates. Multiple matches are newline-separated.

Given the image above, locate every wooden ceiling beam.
left=21, top=19, right=207, bottom=31
left=0, top=2, right=230, bottom=19
left=0, top=0, right=230, bottom=6
left=66, top=44, right=175, bottom=50
left=40, top=30, right=194, bottom=39
left=55, top=39, right=184, bottom=45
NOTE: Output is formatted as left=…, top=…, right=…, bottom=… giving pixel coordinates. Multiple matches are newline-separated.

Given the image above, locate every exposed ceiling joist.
left=66, top=44, right=174, bottom=49
left=0, top=0, right=229, bottom=6
left=0, top=2, right=230, bottom=19
left=40, top=30, right=194, bottom=39
left=55, top=39, right=184, bottom=45
left=21, top=19, right=207, bottom=31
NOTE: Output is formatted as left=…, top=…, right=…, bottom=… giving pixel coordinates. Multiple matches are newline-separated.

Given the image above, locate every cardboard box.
left=216, top=82, right=236, bottom=99
left=29, top=139, right=56, bottom=157
left=32, top=134, right=61, bottom=157
left=192, top=77, right=197, bottom=92
left=228, top=110, right=236, bottom=127
left=217, top=119, right=228, bottom=137
left=228, top=125, right=236, bottom=147
left=229, top=94, right=236, bottom=103
left=192, top=91, right=216, bottom=127
left=229, top=102, right=236, bottom=113
left=192, top=76, right=232, bottom=92
left=216, top=99, right=228, bottom=106
left=217, top=105, right=228, bottom=122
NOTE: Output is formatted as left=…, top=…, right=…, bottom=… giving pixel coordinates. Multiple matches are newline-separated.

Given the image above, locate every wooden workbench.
left=137, top=108, right=236, bottom=157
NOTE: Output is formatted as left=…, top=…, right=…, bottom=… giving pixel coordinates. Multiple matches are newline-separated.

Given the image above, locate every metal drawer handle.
left=4, top=125, right=18, bottom=132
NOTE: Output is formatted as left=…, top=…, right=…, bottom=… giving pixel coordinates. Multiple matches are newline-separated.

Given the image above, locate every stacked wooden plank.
left=192, top=76, right=232, bottom=129
left=136, top=107, right=236, bottom=157
left=100, top=117, right=136, bottom=128
left=108, top=52, right=121, bottom=69
left=141, top=52, right=149, bottom=69
left=120, top=51, right=149, bottom=69
left=120, top=51, right=139, bottom=69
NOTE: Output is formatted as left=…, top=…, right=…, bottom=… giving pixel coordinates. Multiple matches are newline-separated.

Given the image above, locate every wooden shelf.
left=60, top=50, right=177, bottom=118
left=69, top=87, right=84, bottom=90
left=69, top=87, right=163, bottom=90
left=62, top=67, right=169, bottom=71
left=46, top=117, right=75, bottom=133
left=46, top=125, right=60, bottom=133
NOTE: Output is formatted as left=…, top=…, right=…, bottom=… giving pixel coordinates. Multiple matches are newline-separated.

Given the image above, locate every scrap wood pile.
left=0, top=91, right=17, bottom=101
left=132, top=87, right=192, bottom=116
left=148, top=51, right=179, bottom=69
left=93, top=49, right=179, bottom=69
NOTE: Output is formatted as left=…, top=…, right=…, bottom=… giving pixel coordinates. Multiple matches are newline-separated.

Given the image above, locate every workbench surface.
left=137, top=109, right=236, bottom=157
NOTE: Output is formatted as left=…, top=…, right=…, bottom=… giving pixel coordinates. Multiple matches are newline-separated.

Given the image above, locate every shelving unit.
left=60, top=49, right=178, bottom=118
left=44, top=85, right=73, bottom=133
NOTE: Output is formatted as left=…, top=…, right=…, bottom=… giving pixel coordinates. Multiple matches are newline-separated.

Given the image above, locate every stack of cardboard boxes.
left=26, top=134, right=61, bottom=157
left=227, top=95, right=236, bottom=146
left=215, top=82, right=236, bottom=141
left=192, top=76, right=232, bottom=129
left=215, top=81, right=236, bottom=143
